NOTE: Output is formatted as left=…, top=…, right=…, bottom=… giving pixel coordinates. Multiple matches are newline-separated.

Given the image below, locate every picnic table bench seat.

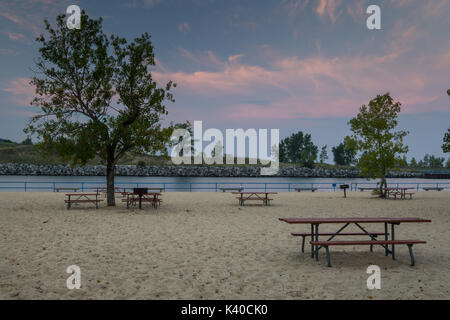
left=55, top=187, right=79, bottom=192
left=310, top=239, right=427, bottom=267
left=291, top=232, right=388, bottom=253
left=423, top=187, right=443, bottom=191
left=220, top=187, right=244, bottom=192
left=294, top=188, right=317, bottom=192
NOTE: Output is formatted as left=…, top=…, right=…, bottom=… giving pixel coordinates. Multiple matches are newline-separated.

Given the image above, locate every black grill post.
left=340, top=184, right=349, bottom=198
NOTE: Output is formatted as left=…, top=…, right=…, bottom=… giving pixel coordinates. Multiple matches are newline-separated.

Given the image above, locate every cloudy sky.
left=0, top=0, right=449, bottom=161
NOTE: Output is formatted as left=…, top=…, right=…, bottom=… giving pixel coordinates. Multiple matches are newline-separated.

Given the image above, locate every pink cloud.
left=315, top=0, right=343, bottom=24
left=153, top=44, right=449, bottom=120
left=7, top=32, right=25, bottom=40
left=3, top=78, right=35, bottom=106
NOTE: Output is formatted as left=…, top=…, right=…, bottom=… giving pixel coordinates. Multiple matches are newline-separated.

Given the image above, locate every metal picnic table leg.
left=310, top=224, right=314, bottom=258
left=67, top=195, right=71, bottom=210
left=301, top=236, right=306, bottom=253
left=325, top=246, right=331, bottom=267
left=314, top=224, right=319, bottom=261
left=407, top=244, right=415, bottom=266
left=391, top=223, right=396, bottom=260
left=384, top=222, right=388, bottom=256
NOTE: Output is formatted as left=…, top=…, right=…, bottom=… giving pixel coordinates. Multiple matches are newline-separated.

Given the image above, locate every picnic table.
left=123, top=191, right=162, bottom=209
left=55, top=187, right=79, bottom=192
left=65, top=193, right=103, bottom=209
left=383, top=187, right=414, bottom=199
left=279, top=217, right=431, bottom=267
left=220, top=187, right=244, bottom=192
left=232, top=192, right=277, bottom=206
left=294, top=188, right=317, bottom=192
left=423, top=187, right=443, bottom=191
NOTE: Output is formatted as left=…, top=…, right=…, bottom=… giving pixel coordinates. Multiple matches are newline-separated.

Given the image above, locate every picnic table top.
left=65, top=193, right=99, bottom=196
left=382, top=187, right=414, bottom=190
left=123, top=192, right=162, bottom=196
left=279, top=217, right=432, bottom=224
left=232, top=191, right=278, bottom=194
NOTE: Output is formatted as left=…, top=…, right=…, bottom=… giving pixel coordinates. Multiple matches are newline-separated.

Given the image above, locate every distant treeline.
left=279, top=131, right=450, bottom=169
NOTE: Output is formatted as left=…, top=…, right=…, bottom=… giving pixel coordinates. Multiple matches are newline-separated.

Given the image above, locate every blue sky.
left=0, top=0, right=449, bottom=161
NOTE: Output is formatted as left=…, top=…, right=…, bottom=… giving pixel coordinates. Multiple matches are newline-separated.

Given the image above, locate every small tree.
left=332, top=136, right=357, bottom=166
left=25, top=12, right=177, bottom=206
left=348, top=93, right=409, bottom=197
left=442, top=128, right=450, bottom=153
left=279, top=131, right=318, bottom=168
left=319, top=145, right=328, bottom=164
left=443, top=90, right=450, bottom=153
left=409, top=157, right=418, bottom=168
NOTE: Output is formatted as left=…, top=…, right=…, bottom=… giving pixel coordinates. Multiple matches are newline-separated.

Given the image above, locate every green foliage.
left=348, top=93, right=409, bottom=188
left=442, top=128, right=450, bottom=153
left=25, top=11, right=178, bottom=205
left=279, top=131, right=318, bottom=168
left=21, top=137, right=33, bottom=145
left=409, top=157, right=418, bottom=167
left=319, top=145, right=328, bottom=164
left=332, top=136, right=357, bottom=166
left=420, top=154, right=445, bottom=168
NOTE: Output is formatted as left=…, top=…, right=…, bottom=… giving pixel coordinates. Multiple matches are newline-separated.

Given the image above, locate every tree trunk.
left=379, top=175, right=387, bottom=198
left=106, top=148, right=116, bottom=206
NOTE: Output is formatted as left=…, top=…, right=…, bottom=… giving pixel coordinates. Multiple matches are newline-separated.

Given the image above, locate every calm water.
left=0, top=175, right=449, bottom=192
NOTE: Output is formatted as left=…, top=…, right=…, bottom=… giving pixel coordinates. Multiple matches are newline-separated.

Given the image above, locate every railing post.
left=215, top=183, right=218, bottom=192
left=190, top=183, right=192, bottom=192
left=53, top=182, right=56, bottom=192
left=24, top=182, right=27, bottom=192
left=288, top=183, right=291, bottom=192
left=81, top=183, right=84, bottom=192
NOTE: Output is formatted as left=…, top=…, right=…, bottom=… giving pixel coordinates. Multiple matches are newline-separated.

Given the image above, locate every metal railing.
left=0, top=181, right=449, bottom=192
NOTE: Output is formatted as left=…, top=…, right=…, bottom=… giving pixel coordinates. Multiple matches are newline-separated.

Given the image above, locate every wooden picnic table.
left=232, top=191, right=277, bottom=206
left=220, top=187, right=244, bottom=192
left=65, top=193, right=103, bottom=209
left=123, top=192, right=162, bottom=209
left=294, top=188, right=317, bottom=192
left=279, top=217, right=431, bottom=267
left=55, top=187, right=79, bottom=192
left=423, top=187, right=443, bottom=191
left=382, top=187, right=414, bottom=199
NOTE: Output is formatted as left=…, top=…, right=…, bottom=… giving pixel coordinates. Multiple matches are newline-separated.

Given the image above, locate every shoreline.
left=0, top=162, right=439, bottom=178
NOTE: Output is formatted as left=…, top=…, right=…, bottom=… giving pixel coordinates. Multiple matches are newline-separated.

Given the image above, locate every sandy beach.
left=0, top=190, right=449, bottom=300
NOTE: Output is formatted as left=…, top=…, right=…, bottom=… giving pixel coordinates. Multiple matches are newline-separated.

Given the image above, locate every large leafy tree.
left=25, top=12, right=176, bottom=206
left=332, top=136, right=357, bottom=166
left=279, top=131, right=318, bottom=168
left=348, top=93, right=409, bottom=197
